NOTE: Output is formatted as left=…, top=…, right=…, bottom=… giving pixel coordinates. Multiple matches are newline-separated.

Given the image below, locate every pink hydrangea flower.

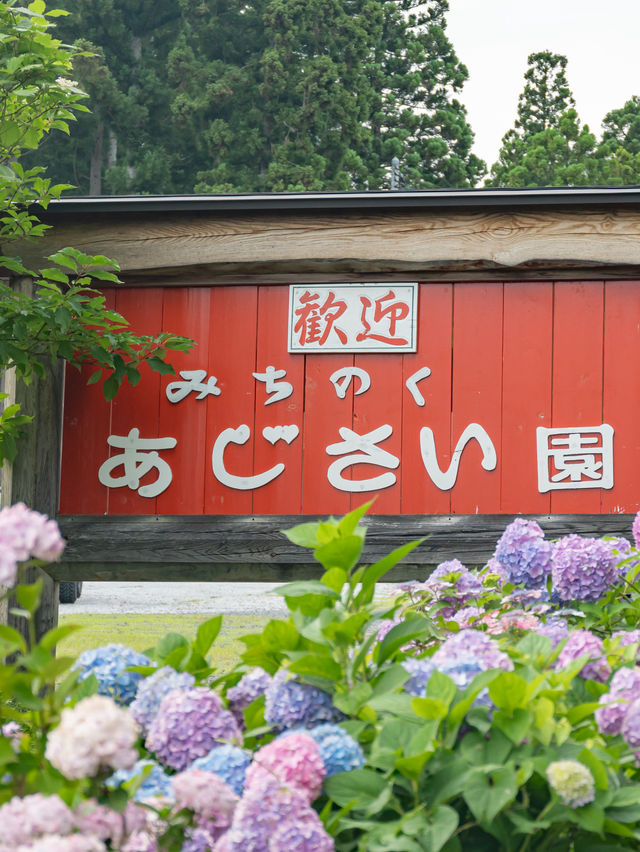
left=45, top=695, right=140, bottom=779
left=22, top=837, right=106, bottom=852
left=75, top=800, right=147, bottom=847
left=0, top=794, right=75, bottom=846
left=0, top=502, right=65, bottom=562
left=172, top=768, right=239, bottom=823
left=244, top=732, right=326, bottom=802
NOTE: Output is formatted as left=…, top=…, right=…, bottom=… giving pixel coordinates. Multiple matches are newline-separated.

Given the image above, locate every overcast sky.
left=446, top=0, right=640, bottom=169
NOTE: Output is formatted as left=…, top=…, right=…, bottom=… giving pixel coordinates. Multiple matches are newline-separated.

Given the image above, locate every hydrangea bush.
left=7, top=503, right=640, bottom=849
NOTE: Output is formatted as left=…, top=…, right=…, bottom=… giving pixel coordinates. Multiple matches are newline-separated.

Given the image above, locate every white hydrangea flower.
left=546, top=760, right=595, bottom=808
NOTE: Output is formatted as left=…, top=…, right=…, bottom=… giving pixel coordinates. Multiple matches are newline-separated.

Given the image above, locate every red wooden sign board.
left=58, top=280, right=640, bottom=517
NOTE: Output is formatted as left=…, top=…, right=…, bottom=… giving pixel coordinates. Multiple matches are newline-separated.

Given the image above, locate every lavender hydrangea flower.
left=146, top=688, right=241, bottom=771
left=621, top=697, right=640, bottom=750
left=74, top=644, right=153, bottom=706
left=595, top=667, right=640, bottom=735
left=305, top=724, right=364, bottom=777
left=191, top=745, right=250, bottom=796
left=264, top=671, right=344, bottom=730
left=0, top=503, right=65, bottom=586
left=219, top=777, right=333, bottom=852
left=432, top=630, right=513, bottom=690
left=555, top=630, right=611, bottom=683
left=494, top=518, right=552, bottom=588
left=546, top=760, right=595, bottom=808
left=613, top=630, right=640, bottom=661
left=130, top=667, right=195, bottom=733
left=401, top=657, right=436, bottom=696
left=551, top=535, right=620, bottom=602
left=108, top=759, right=174, bottom=802
left=423, top=560, right=484, bottom=609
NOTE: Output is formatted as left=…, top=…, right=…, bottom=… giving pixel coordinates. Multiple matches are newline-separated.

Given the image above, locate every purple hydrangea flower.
left=555, top=630, right=611, bottom=683
left=264, top=671, right=344, bottom=731
left=494, top=518, right=552, bottom=588
left=633, top=511, right=640, bottom=549
left=130, top=667, right=195, bottom=733
left=483, top=557, right=509, bottom=584
left=73, top=644, right=152, bottom=706
left=432, top=629, right=513, bottom=689
left=191, top=745, right=250, bottom=796
left=551, top=535, right=620, bottom=602
left=227, top=668, right=272, bottom=727
left=375, top=614, right=403, bottom=642
left=537, top=618, right=569, bottom=648
left=108, top=759, right=174, bottom=802
left=401, top=657, right=436, bottom=696
left=449, top=607, right=483, bottom=628
left=146, top=688, right=241, bottom=771
left=621, top=697, right=640, bottom=749
left=220, top=777, right=333, bottom=852
left=303, top=724, right=364, bottom=777
left=595, top=667, right=640, bottom=735
left=613, top=630, right=640, bottom=661
left=423, top=560, right=484, bottom=609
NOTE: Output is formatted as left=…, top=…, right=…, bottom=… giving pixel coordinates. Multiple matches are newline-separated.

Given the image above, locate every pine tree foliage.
left=487, top=51, right=598, bottom=188
left=33, top=0, right=484, bottom=193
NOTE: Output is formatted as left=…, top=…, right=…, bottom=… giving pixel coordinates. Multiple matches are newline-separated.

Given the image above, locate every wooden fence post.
left=0, top=276, right=63, bottom=642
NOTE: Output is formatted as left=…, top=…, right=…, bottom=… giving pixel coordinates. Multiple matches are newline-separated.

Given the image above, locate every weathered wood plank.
left=1, top=277, right=62, bottom=640
left=13, top=208, right=640, bottom=285
left=51, top=513, right=636, bottom=581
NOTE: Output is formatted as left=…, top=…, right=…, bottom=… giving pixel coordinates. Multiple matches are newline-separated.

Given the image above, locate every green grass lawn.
left=57, top=613, right=269, bottom=672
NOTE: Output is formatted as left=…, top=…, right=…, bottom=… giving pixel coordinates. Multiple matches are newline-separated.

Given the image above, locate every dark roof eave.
left=42, top=186, right=640, bottom=216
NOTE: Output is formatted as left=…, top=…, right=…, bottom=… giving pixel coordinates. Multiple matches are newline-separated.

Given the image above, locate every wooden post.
left=0, top=277, right=63, bottom=642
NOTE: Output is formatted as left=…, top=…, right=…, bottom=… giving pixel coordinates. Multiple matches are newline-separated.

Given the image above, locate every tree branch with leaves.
left=0, top=0, right=193, bottom=464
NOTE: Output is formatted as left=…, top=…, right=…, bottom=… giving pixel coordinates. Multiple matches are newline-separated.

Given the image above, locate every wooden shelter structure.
left=4, top=186, right=640, bottom=634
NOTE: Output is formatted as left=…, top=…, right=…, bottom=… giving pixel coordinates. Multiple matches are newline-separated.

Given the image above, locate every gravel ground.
left=61, top=581, right=397, bottom=617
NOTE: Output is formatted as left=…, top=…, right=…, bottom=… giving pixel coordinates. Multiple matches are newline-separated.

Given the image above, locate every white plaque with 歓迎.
left=288, top=283, right=418, bottom=353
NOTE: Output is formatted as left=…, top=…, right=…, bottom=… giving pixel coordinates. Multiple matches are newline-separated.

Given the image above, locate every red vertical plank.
left=204, top=286, right=258, bottom=515
left=156, top=288, right=211, bottom=515
left=59, top=290, right=116, bottom=514
left=550, top=281, right=604, bottom=514
left=108, top=288, right=165, bottom=515
left=602, top=281, right=640, bottom=514
left=401, top=283, right=453, bottom=515
left=351, top=354, right=402, bottom=514
left=500, top=282, right=553, bottom=514
left=301, top=354, right=353, bottom=515
left=253, top=286, right=305, bottom=514
left=450, top=283, right=503, bottom=514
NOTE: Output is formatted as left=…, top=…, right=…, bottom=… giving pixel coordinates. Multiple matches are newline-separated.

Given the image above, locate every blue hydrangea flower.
left=130, top=666, right=195, bottom=733
left=108, top=759, right=174, bottom=801
left=190, top=744, right=250, bottom=795
left=305, top=724, right=364, bottom=777
left=264, top=671, right=344, bottom=731
left=402, top=657, right=435, bottom=697
left=552, top=535, right=620, bottom=602
left=73, top=643, right=152, bottom=705
left=494, top=519, right=552, bottom=589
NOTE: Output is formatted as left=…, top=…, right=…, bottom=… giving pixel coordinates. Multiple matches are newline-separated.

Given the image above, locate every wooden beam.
left=13, top=207, right=640, bottom=284
left=0, top=279, right=62, bottom=642
left=52, top=513, right=635, bottom=581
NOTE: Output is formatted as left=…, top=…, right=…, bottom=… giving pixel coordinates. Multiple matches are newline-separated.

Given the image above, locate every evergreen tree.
left=34, top=0, right=181, bottom=194
left=487, top=51, right=597, bottom=187
left=364, top=0, right=484, bottom=189
left=589, top=97, right=640, bottom=185
left=34, top=0, right=485, bottom=193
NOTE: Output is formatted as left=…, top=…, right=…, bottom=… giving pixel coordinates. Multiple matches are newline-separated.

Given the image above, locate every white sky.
left=446, top=0, right=640, bottom=168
